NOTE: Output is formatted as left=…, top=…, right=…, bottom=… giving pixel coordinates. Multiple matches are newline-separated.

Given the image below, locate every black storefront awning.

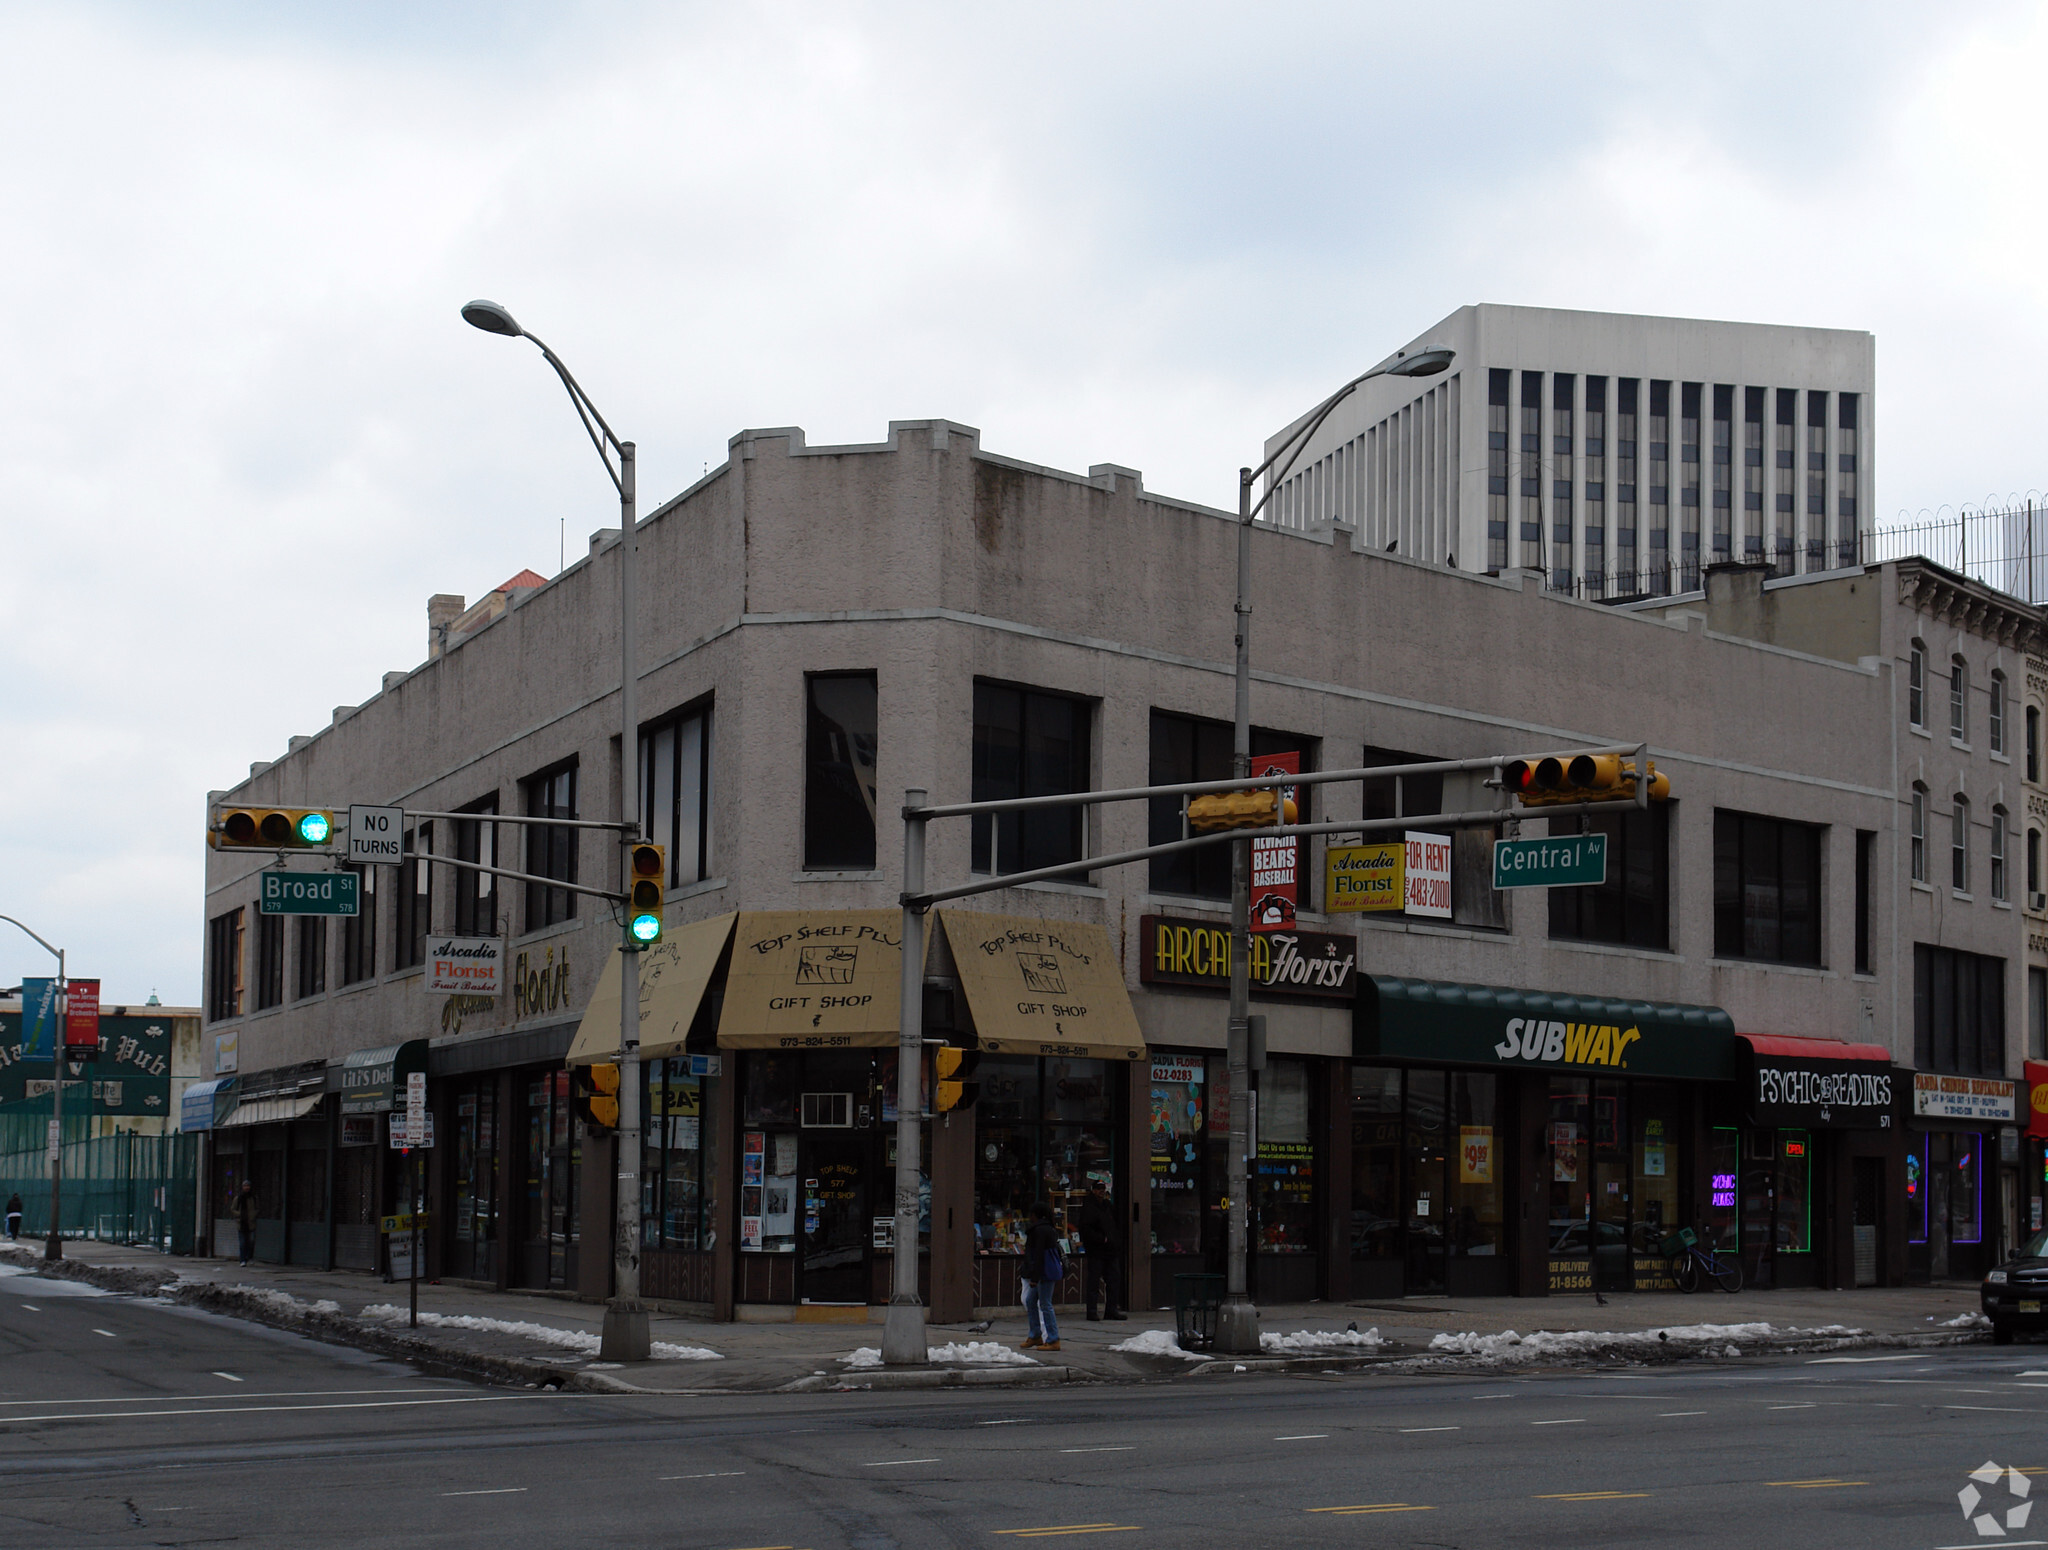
left=334, top=1040, right=429, bottom=1115
left=1356, top=976, right=1736, bottom=1080
left=1739, top=1033, right=1899, bottom=1129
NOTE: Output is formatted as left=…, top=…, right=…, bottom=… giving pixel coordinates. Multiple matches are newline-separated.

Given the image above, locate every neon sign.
left=1711, top=1171, right=1736, bottom=1208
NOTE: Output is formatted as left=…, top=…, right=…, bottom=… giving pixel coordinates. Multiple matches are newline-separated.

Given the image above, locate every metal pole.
left=1217, top=471, right=1262, bottom=1354
left=602, top=441, right=650, bottom=1362
left=882, top=790, right=930, bottom=1366
left=409, top=1149, right=419, bottom=1329
left=47, top=949, right=64, bottom=1261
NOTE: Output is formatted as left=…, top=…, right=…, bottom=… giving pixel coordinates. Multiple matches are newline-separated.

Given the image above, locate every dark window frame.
left=395, top=821, right=433, bottom=969
left=1713, top=810, right=1824, bottom=966
left=1548, top=805, right=1671, bottom=950
left=803, top=672, right=879, bottom=872
left=294, top=915, right=327, bottom=1001
left=452, top=794, right=499, bottom=938
left=972, top=680, right=1093, bottom=877
left=1914, top=943, right=2005, bottom=1076
left=640, top=697, right=716, bottom=888
left=206, top=908, right=245, bottom=1022
left=253, top=912, right=284, bottom=1011
left=1854, top=830, right=1874, bottom=974
left=523, top=763, right=580, bottom=931
left=339, top=863, right=377, bottom=986
left=1147, top=710, right=1316, bottom=903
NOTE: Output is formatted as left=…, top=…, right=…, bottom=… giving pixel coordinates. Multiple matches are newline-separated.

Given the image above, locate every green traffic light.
left=298, top=811, right=331, bottom=844
left=630, top=912, right=662, bottom=943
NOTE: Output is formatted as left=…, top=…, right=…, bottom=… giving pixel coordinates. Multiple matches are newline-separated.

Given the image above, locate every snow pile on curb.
left=1426, top=1322, right=1806, bottom=1362
left=358, top=1305, right=721, bottom=1361
left=839, top=1341, right=1037, bottom=1370
left=1109, top=1329, right=1206, bottom=1361
left=228, top=1285, right=341, bottom=1316
left=1262, top=1327, right=1383, bottom=1352
left=1943, top=1311, right=1993, bottom=1329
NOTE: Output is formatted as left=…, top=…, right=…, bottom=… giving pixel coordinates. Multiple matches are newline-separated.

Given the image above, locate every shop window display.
left=1704, top=1128, right=1739, bottom=1254
left=974, top=1056, right=1115, bottom=1255
left=642, top=1060, right=716, bottom=1251
left=1149, top=1056, right=1206, bottom=1256
left=1631, top=1084, right=1681, bottom=1254
left=1349, top=1065, right=1402, bottom=1260
left=1255, top=1058, right=1316, bottom=1253
left=1406, top=1069, right=1449, bottom=1291
left=1450, top=1072, right=1501, bottom=1257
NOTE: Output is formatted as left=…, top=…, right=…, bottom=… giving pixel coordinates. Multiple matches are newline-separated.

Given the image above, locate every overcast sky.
left=4, top=1, right=2044, bottom=1004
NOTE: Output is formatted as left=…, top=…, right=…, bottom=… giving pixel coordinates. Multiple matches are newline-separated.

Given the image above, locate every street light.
left=463, top=299, right=650, bottom=1362
left=1, top=913, right=67, bottom=1261
left=1214, top=342, right=1453, bottom=1356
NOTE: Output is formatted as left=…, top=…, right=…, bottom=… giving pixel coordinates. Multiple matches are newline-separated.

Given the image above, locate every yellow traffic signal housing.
left=1186, top=789, right=1300, bottom=833
left=627, top=843, right=666, bottom=946
left=210, top=806, right=335, bottom=850
left=934, top=1046, right=980, bottom=1112
left=575, top=1062, right=621, bottom=1130
left=1502, top=754, right=1668, bottom=807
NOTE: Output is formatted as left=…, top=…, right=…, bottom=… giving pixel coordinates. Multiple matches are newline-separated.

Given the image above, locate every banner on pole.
left=1249, top=751, right=1301, bottom=932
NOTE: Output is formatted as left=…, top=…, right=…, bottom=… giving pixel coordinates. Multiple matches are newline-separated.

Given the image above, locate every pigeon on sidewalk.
left=967, top=1319, right=992, bottom=1334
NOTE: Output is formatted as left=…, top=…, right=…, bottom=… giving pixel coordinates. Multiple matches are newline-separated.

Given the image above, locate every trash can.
left=1174, top=1272, right=1226, bottom=1352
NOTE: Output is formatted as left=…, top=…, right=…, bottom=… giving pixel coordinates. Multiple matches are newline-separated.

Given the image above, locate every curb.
left=783, top=1365, right=1074, bottom=1393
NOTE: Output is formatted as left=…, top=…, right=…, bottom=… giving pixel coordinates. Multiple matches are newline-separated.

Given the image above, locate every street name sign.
left=1493, top=833, right=1608, bottom=889
left=348, top=804, right=404, bottom=865
left=259, top=870, right=360, bottom=916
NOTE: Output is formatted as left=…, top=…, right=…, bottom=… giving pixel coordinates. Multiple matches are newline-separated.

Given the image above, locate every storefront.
left=331, top=1042, right=427, bottom=1276
left=204, top=1060, right=327, bottom=1266
left=1910, top=1071, right=2019, bottom=1282
left=2026, top=1060, right=2048, bottom=1245
left=1354, top=975, right=1739, bottom=1297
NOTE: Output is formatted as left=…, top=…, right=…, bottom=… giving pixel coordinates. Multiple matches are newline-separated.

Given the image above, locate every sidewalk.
left=0, top=1238, right=1992, bottom=1393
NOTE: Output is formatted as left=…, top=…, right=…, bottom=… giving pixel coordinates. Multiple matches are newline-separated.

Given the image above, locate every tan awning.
left=568, top=912, right=737, bottom=1067
left=939, top=909, right=1145, bottom=1061
left=216, top=1092, right=323, bottom=1129
left=716, top=910, right=905, bottom=1049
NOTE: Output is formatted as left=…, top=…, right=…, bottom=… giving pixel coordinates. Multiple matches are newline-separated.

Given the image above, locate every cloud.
left=0, top=0, right=2041, bottom=998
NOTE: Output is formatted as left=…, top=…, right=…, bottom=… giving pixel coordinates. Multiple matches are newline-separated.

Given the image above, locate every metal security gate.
left=0, top=1113, right=199, bottom=1253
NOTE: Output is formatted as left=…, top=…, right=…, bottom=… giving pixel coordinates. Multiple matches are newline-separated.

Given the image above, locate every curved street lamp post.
left=462, top=301, right=649, bottom=1362
left=1, top=913, right=68, bottom=1261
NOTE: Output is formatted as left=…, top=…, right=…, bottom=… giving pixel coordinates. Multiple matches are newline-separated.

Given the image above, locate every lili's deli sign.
left=1139, top=915, right=1357, bottom=1000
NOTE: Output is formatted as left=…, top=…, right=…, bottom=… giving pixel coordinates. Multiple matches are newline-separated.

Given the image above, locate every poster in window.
left=1458, top=1125, right=1494, bottom=1184
left=1249, top=751, right=1301, bottom=931
left=1553, top=1144, right=1578, bottom=1183
left=1403, top=831, right=1453, bottom=919
left=762, top=1177, right=798, bottom=1238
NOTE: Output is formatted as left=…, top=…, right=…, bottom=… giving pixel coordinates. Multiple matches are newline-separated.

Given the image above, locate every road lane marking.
left=1945, top=1405, right=2036, bottom=1414
left=19, top=1305, right=38, bottom=1312
left=443, top=1489, right=528, bottom=1497
left=211, top=1373, right=242, bottom=1383
left=1807, top=1355, right=1916, bottom=1364
left=1766, top=1404, right=1816, bottom=1410
left=1399, top=1427, right=1459, bottom=1433
left=0, top=1395, right=544, bottom=1425
left=993, top=1526, right=1142, bottom=1538
left=1307, top=1504, right=1433, bottom=1516
left=978, top=1418, right=1034, bottom=1425
left=1531, top=1419, right=1586, bottom=1426
left=1469, top=1393, right=1512, bottom=1400
left=1658, top=1412, right=1707, bottom=1417
left=91, top=1329, right=116, bottom=1337
left=1274, top=1434, right=1328, bottom=1441
left=862, top=1458, right=941, bottom=1467
left=1768, top=1479, right=1866, bottom=1489
left=1059, top=1447, right=1133, bottom=1454
left=0, top=1388, right=454, bottom=1409
left=660, top=1472, right=746, bottom=1480
left=1539, top=1492, right=1650, bottom=1501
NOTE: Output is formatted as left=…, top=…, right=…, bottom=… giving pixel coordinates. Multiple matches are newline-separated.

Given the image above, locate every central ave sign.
left=1493, top=833, right=1607, bottom=889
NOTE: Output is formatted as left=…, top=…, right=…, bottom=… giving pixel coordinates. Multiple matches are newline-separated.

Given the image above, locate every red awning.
left=1738, top=1033, right=1890, bottom=1064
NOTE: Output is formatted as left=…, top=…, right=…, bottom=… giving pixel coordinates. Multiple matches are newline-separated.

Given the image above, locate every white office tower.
left=1262, top=304, right=1876, bottom=600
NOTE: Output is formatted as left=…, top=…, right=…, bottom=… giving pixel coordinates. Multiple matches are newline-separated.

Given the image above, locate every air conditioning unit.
left=800, top=1092, right=853, bottom=1128
left=2032, top=891, right=2047, bottom=912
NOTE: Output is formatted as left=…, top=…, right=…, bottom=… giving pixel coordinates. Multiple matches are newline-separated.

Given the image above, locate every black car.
left=1980, top=1229, right=2048, bottom=1343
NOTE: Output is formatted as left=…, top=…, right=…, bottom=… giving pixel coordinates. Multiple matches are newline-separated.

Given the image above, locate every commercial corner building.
left=196, top=383, right=2023, bottom=1317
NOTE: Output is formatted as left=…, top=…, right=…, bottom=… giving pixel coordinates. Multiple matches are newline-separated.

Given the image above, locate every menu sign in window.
left=1913, top=1072, right=2017, bottom=1123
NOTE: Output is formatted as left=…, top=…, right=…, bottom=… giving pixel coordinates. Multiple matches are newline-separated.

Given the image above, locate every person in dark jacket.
left=4, top=1193, right=21, bottom=1241
left=233, top=1181, right=259, bottom=1267
left=1019, top=1203, right=1063, bottom=1352
left=1077, top=1179, right=1126, bottom=1321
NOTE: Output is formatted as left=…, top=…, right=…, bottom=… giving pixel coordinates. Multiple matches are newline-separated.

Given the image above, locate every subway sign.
left=1138, top=915, right=1357, bottom=1000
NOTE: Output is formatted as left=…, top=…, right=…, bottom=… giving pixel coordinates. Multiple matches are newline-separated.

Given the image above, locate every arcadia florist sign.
left=1140, top=915, right=1357, bottom=1000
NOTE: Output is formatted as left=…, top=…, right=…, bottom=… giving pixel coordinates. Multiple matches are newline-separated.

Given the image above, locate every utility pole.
left=1, top=915, right=68, bottom=1261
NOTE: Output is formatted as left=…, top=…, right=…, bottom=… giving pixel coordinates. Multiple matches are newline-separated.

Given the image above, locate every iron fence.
left=0, top=1110, right=198, bottom=1253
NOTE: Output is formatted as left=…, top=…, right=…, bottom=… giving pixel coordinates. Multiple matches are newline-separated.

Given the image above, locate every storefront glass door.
left=1590, top=1081, right=1629, bottom=1292
left=800, top=1131, right=868, bottom=1305
left=1405, top=1070, right=1448, bottom=1293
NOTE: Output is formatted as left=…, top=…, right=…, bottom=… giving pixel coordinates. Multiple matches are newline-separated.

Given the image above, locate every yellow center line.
left=993, top=1527, right=1117, bottom=1536
left=1769, top=1479, right=1868, bottom=1489
left=993, top=1528, right=1140, bottom=1539
left=1538, top=1492, right=1652, bottom=1501
left=1307, top=1504, right=1434, bottom=1515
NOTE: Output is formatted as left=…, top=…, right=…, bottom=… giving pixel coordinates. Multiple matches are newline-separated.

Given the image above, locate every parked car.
left=1980, top=1229, right=2048, bottom=1343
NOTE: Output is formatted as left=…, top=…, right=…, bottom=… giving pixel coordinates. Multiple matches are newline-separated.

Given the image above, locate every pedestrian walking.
left=4, top=1192, right=21, bottom=1241
left=1019, top=1202, right=1064, bottom=1352
left=233, top=1180, right=258, bottom=1267
left=1077, top=1178, right=1126, bottom=1321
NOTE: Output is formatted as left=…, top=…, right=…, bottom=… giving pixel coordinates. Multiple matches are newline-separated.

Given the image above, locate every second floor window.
left=804, top=673, right=878, bottom=871
left=1147, top=711, right=1314, bottom=902
left=1910, top=785, right=1927, bottom=882
left=295, top=917, right=326, bottom=1000
left=1992, top=807, right=2009, bottom=901
left=972, top=681, right=1091, bottom=876
left=339, top=864, right=377, bottom=985
left=452, top=797, right=499, bottom=937
left=1991, top=671, right=2007, bottom=754
left=206, top=907, right=244, bottom=1022
left=1953, top=797, right=1971, bottom=893
left=641, top=701, right=715, bottom=887
left=524, top=765, right=579, bottom=931
left=1952, top=657, right=1969, bottom=741
left=1914, top=944, right=2005, bottom=1076
left=1713, top=810, right=1822, bottom=966
left=396, top=822, right=433, bottom=968
left=1908, top=641, right=1924, bottom=726
left=1549, top=806, right=1670, bottom=950
left=2030, top=705, right=2041, bottom=782
left=254, top=913, right=285, bottom=1012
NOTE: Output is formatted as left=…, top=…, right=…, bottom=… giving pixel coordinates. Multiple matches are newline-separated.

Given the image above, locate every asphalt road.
left=4, top=1265, right=2046, bottom=1549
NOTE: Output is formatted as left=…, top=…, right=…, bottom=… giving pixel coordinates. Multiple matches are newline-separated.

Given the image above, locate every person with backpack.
left=1019, top=1202, right=1064, bottom=1352
left=4, top=1193, right=21, bottom=1241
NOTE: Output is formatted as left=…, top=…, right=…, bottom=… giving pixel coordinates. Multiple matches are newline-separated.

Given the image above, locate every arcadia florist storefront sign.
left=1139, top=915, right=1357, bottom=1000
left=1356, top=975, right=1736, bottom=1080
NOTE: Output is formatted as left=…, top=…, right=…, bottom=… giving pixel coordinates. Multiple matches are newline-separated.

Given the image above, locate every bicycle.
left=1661, top=1227, right=1743, bottom=1293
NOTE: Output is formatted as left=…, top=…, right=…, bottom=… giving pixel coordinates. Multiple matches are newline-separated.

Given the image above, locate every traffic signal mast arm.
left=900, top=743, right=1665, bottom=910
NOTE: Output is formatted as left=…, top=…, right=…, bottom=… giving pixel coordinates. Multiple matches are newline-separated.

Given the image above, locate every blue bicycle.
left=1663, top=1227, right=1744, bottom=1294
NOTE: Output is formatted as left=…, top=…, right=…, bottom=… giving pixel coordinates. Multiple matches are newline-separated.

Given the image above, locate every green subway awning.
left=1356, top=976, right=1737, bottom=1081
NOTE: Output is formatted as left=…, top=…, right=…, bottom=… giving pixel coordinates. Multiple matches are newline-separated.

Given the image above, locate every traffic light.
left=1501, top=753, right=1669, bottom=807
left=574, top=1063, right=620, bottom=1130
left=626, top=843, right=665, bottom=945
left=934, top=1045, right=980, bottom=1112
left=1186, top=789, right=1300, bottom=832
left=210, top=806, right=335, bottom=850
